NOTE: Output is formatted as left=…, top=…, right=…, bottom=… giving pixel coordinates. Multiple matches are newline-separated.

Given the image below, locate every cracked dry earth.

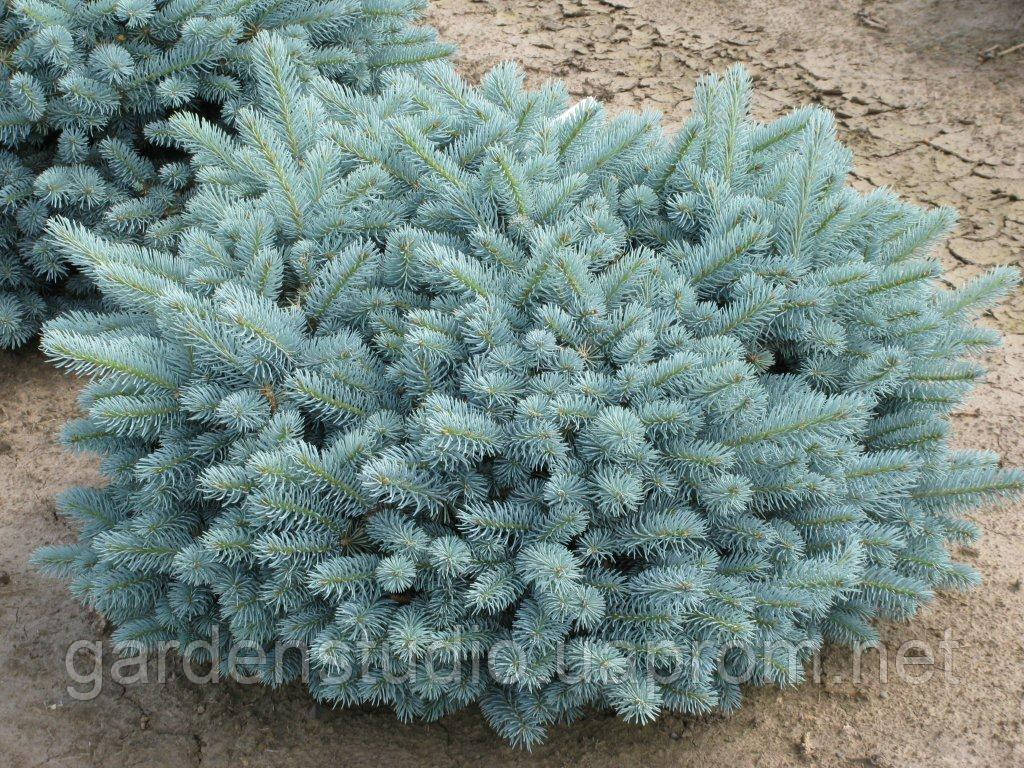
left=2, top=0, right=1023, bottom=765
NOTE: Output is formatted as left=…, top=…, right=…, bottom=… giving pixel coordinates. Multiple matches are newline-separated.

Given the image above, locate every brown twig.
left=980, top=41, right=1024, bottom=62
left=856, top=10, right=888, bottom=32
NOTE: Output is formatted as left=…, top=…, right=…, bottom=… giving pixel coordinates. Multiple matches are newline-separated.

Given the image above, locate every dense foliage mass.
left=0, top=0, right=451, bottom=348
left=33, top=34, right=1022, bottom=746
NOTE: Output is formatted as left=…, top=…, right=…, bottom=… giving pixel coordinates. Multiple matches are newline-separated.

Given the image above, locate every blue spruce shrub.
left=0, top=0, right=452, bottom=347
left=34, top=39, right=1023, bottom=745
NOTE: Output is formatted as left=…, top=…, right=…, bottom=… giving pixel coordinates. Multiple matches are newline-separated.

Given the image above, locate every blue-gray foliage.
left=33, top=35, right=1022, bottom=746
left=0, top=0, right=451, bottom=347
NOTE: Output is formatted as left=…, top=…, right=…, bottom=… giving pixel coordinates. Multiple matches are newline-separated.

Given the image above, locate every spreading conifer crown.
left=33, top=32, right=1022, bottom=746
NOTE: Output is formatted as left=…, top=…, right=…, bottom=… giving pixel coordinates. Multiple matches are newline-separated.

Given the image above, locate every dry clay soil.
left=2, top=1, right=1024, bottom=766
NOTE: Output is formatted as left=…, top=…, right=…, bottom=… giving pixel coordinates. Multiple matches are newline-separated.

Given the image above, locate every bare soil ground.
left=2, top=1, right=1023, bottom=765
